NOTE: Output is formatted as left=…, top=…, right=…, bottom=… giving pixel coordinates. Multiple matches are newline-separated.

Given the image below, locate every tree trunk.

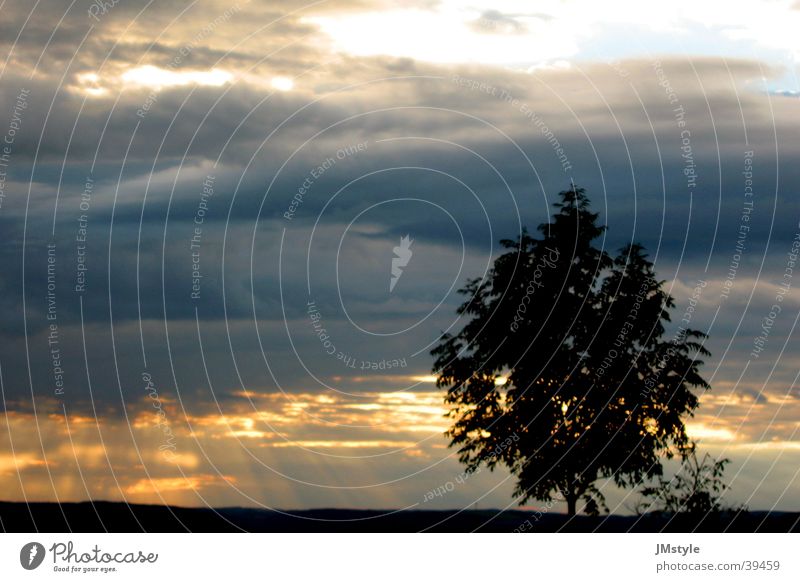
left=566, top=495, right=577, bottom=517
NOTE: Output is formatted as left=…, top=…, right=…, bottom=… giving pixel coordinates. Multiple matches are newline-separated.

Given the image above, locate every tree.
left=431, top=186, right=710, bottom=516
left=636, top=442, right=740, bottom=516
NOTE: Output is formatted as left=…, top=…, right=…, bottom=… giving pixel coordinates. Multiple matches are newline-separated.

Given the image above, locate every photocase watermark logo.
left=17, top=541, right=158, bottom=573
left=390, top=235, right=414, bottom=292
left=20, top=542, right=46, bottom=570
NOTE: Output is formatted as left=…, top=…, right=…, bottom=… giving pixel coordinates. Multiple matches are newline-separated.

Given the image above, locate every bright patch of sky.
left=307, top=0, right=800, bottom=91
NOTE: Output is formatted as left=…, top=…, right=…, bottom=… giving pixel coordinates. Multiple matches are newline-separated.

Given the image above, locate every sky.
left=0, top=0, right=799, bottom=516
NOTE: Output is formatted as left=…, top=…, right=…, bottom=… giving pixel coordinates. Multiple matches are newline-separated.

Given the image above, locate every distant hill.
left=0, top=501, right=797, bottom=532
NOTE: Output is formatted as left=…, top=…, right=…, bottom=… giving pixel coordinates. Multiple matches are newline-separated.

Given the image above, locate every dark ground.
left=0, top=502, right=797, bottom=532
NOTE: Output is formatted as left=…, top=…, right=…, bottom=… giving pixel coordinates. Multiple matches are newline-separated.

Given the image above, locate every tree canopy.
left=431, top=186, right=710, bottom=516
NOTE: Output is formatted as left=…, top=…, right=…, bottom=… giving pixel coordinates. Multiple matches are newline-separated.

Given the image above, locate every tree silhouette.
left=636, top=442, right=741, bottom=516
left=431, top=187, right=710, bottom=516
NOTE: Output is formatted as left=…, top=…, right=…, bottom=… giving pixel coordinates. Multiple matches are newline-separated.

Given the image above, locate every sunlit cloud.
left=271, top=76, right=295, bottom=91
left=410, top=375, right=437, bottom=383
left=120, top=65, right=233, bottom=90
left=265, top=440, right=418, bottom=448
left=125, top=474, right=236, bottom=495
left=0, top=453, right=48, bottom=474
left=306, top=0, right=800, bottom=66
left=75, top=72, right=108, bottom=97
left=731, top=441, right=800, bottom=451
left=1, top=385, right=798, bottom=508
left=306, top=7, right=580, bottom=65
left=70, top=66, right=236, bottom=97
left=686, top=423, right=738, bottom=442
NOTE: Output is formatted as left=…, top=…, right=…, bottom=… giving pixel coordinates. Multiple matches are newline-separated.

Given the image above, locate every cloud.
left=2, top=0, right=800, bottom=511
left=468, top=10, right=533, bottom=36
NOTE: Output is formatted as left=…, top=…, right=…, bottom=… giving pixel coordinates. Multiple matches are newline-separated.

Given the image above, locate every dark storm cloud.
left=2, top=0, right=800, bottom=425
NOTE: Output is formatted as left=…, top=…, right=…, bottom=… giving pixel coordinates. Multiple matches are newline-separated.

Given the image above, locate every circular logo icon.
left=20, top=542, right=46, bottom=570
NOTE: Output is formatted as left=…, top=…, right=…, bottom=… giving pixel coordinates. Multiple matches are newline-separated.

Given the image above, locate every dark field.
left=1, top=502, right=797, bottom=533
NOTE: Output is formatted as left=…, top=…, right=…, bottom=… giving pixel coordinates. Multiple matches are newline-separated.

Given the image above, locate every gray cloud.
left=2, top=0, right=800, bottom=511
